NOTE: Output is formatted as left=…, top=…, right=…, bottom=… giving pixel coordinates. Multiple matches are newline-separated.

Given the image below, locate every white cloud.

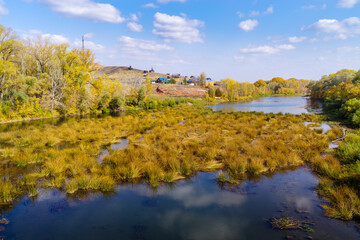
left=127, top=22, right=143, bottom=32
left=142, top=3, right=159, bottom=8
left=337, top=45, right=360, bottom=52
left=42, top=34, right=69, bottom=44
left=83, top=33, right=94, bottom=39
left=130, top=13, right=139, bottom=22
left=277, top=44, right=295, bottom=50
left=264, top=6, right=274, bottom=15
left=114, top=36, right=185, bottom=65
left=117, top=36, right=173, bottom=53
left=0, top=0, right=8, bottom=15
left=157, top=0, right=186, bottom=3
left=239, top=44, right=295, bottom=55
left=249, top=11, right=260, bottom=17
left=237, top=11, right=244, bottom=18
left=238, top=19, right=258, bottom=32
left=306, top=17, right=360, bottom=39
left=37, top=0, right=125, bottom=23
left=338, top=0, right=360, bottom=8
left=288, top=36, right=307, bottom=43
left=73, top=39, right=105, bottom=52
left=152, top=12, right=204, bottom=44
left=22, top=30, right=70, bottom=44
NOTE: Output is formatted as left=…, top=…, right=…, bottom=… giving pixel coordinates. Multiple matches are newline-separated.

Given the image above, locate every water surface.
left=208, top=96, right=319, bottom=114
left=2, top=168, right=359, bottom=240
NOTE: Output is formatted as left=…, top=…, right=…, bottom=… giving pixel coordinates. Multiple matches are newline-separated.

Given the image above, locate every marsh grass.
left=270, top=216, right=302, bottom=230
left=0, top=105, right=350, bottom=220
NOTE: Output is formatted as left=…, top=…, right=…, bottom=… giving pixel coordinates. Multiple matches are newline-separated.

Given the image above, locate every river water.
left=1, top=96, right=360, bottom=240
left=208, top=96, right=321, bottom=115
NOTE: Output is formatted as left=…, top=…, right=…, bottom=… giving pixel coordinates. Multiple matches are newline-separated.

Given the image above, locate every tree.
left=215, top=88, right=223, bottom=97
left=169, top=78, right=176, bottom=84
left=145, top=77, right=152, bottom=96
left=353, top=70, right=360, bottom=84
left=200, top=72, right=206, bottom=87
left=208, top=88, right=215, bottom=99
left=109, top=95, right=124, bottom=112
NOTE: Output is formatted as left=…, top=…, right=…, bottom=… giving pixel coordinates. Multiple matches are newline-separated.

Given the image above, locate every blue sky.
left=0, top=0, right=360, bottom=82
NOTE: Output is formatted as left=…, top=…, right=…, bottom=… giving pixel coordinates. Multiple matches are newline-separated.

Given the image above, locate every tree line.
left=308, top=69, right=360, bottom=126
left=208, top=77, right=309, bottom=101
left=0, top=24, right=124, bottom=120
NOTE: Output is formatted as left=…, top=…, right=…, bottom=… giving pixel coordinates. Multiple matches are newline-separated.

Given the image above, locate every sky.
left=0, top=0, right=360, bottom=82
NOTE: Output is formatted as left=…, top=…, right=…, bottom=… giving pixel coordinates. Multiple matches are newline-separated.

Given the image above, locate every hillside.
left=94, top=66, right=180, bottom=93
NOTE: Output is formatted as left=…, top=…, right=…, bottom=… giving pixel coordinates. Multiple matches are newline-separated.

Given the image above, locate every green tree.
left=200, top=72, right=206, bottom=87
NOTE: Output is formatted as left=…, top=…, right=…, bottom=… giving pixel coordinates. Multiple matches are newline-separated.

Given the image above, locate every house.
left=205, top=78, right=215, bottom=87
left=156, top=77, right=169, bottom=84
left=187, top=78, right=200, bottom=86
left=172, top=74, right=181, bottom=78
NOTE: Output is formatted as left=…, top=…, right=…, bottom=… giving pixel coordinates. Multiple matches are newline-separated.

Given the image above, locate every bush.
left=137, top=87, right=146, bottom=104
left=98, top=94, right=111, bottom=111
left=125, top=97, right=138, bottom=106
left=215, top=88, right=223, bottom=97
left=337, top=134, right=360, bottom=164
left=208, top=88, right=215, bottom=99
left=109, top=95, right=125, bottom=111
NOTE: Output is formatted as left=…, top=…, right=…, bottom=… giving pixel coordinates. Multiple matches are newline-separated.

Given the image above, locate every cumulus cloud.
left=306, top=17, right=360, bottom=39
left=114, top=36, right=186, bottom=65
left=239, top=44, right=295, bottom=55
left=152, top=12, right=204, bottom=43
left=37, top=0, right=125, bottom=23
left=117, top=36, right=173, bottom=53
left=338, top=0, right=360, bottom=8
left=127, top=22, right=143, bottom=32
left=288, top=36, right=307, bottom=43
left=73, top=39, right=105, bottom=52
left=238, top=19, right=258, bottom=32
left=22, top=30, right=70, bottom=44
left=0, top=0, right=8, bottom=15
left=142, top=3, right=159, bottom=8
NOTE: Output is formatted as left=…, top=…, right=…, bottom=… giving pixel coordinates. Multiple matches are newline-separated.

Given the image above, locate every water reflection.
left=2, top=168, right=359, bottom=240
left=208, top=96, right=321, bottom=115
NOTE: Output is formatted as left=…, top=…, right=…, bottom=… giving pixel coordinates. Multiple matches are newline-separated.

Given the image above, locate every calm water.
left=1, top=96, right=360, bottom=239
left=2, top=168, right=359, bottom=240
left=208, top=96, right=320, bottom=114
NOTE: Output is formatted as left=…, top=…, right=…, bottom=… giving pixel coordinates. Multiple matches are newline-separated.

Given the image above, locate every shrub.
left=109, top=95, right=125, bottom=111
left=98, top=94, right=111, bottom=111
left=337, top=134, right=360, bottom=164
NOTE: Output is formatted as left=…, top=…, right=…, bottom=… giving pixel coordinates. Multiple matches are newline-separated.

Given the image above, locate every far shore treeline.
left=1, top=24, right=312, bottom=121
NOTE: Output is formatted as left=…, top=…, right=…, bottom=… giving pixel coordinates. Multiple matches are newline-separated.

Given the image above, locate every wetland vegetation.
left=0, top=22, right=359, bottom=239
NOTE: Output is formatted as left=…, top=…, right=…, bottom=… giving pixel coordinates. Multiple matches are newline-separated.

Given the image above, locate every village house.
left=156, top=77, right=169, bottom=84
left=205, top=78, right=215, bottom=87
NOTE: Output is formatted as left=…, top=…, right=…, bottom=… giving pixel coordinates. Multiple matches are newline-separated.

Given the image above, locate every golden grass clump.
left=0, top=105, right=339, bottom=212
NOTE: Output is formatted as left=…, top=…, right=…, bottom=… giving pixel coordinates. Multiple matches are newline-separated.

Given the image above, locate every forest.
left=216, top=77, right=309, bottom=101
left=308, top=69, right=360, bottom=126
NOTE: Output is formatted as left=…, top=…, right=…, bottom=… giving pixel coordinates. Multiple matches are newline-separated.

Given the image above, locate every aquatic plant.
left=270, top=216, right=302, bottom=230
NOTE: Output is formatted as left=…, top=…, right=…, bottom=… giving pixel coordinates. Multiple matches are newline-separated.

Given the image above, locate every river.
left=1, top=96, right=359, bottom=240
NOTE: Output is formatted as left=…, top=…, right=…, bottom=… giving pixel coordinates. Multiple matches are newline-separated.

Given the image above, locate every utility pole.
left=82, top=35, right=85, bottom=51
